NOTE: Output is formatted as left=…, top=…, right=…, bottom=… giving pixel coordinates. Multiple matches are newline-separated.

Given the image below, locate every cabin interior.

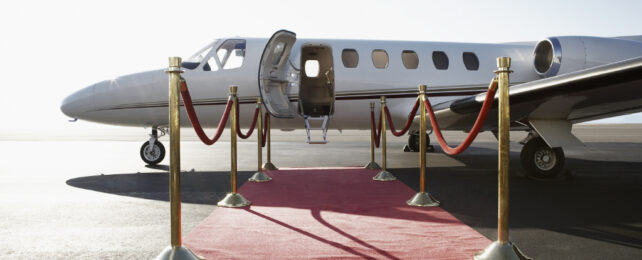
left=299, top=44, right=335, bottom=117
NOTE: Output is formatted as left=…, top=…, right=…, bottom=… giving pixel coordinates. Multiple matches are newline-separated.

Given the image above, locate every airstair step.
left=304, top=115, right=329, bottom=144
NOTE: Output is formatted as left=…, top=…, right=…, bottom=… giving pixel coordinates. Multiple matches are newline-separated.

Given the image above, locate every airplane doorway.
left=298, top=44, right=335, bottom=117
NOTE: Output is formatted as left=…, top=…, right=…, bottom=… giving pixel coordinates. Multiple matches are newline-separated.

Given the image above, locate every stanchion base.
left=262, top=162, right=278, bottom=170
left=249, top=171, right=272, bottom=182
left=154, top=245, right=203, bottom=260
left=474, top=241, right=531, bottom=260
left=373, top=170, right=396, bottom=181
left=364, top=161, right=381, bottom=170
left=406, top=192, right=440, bottom=207
left=217, top=193, right=251, bottom=208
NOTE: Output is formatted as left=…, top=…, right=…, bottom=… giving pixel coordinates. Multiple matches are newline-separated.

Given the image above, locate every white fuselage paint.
left=62, top=38, right=540, bottom=132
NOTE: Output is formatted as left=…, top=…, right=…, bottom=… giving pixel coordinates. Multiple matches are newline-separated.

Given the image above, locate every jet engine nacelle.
left=533, top=36, right=642, bottom=78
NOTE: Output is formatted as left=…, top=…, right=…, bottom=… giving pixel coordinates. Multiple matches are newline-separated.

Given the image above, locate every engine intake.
left=533, top=38, right=562, bottom=77
left=533, top=36, right=642, bottom=78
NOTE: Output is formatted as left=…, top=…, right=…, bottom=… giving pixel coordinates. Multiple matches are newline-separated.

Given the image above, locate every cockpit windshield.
left=216, top=39, right=246, bottom=69
left=182, top=39, right=246, bottom=71
left=187, top=40, right=220, bottom=63
left=181, top=40, right=219, bottom=70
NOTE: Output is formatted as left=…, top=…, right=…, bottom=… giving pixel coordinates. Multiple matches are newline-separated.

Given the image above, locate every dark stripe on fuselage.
left=93, top=88, right=487, bottom=112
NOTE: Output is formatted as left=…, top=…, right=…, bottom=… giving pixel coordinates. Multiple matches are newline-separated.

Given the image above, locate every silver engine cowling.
left=533, top=36, right=642, bottom=78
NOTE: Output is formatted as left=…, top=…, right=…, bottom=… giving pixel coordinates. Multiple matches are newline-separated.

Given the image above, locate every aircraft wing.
left=429, top=56, right=642, bottom=135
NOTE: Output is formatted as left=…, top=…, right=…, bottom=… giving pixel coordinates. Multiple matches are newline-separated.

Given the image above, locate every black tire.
left=140, top=141, right=165, bottom=165
left=520, top=137, right=565, bottom=178
left=408, top=133, right=431, bottom=152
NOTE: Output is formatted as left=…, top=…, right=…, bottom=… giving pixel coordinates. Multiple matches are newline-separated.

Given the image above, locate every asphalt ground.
left=0, top=124, right=640, bottom=259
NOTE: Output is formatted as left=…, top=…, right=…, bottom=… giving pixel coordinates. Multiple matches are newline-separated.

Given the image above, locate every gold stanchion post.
left=155, top=57, right=201, bottom=260
left=373, top=97, right=396, bottom=181
left=249, top=97, right=272, bottom=182
left=364, top=102, right=382, bottom=170
left=217, top=86, right=251, bottom=208
left=407, top=85, right=440, bottom=207
left=262, top=114, right=278, bottom=170
left=474, top=57, right=530, bottom=260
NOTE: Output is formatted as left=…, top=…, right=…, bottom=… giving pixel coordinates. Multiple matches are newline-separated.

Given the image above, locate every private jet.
left=61, top=30, right=642, bottom=178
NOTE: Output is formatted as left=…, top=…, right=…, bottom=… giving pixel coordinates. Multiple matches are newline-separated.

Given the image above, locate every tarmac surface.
left=0, top=124, right=641, bottom=259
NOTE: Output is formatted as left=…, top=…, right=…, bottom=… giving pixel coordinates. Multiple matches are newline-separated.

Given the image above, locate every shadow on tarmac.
left=66, top=147, right=642, bottom=259
left=395, top=146, right=642, bottom=258
left=66, top=167, right=253, bottom=205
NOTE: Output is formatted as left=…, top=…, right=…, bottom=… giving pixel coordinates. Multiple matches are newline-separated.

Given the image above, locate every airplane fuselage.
left=60, top=32, right=642, bottom=176
left=62, top=37, right=539, bottom=131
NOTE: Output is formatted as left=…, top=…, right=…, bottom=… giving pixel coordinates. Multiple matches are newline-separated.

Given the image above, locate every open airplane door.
left=259, top=30, right=297, bottom=118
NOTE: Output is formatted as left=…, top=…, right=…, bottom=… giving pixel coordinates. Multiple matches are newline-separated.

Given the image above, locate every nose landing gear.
left=140, top=127, right=166, bottom=165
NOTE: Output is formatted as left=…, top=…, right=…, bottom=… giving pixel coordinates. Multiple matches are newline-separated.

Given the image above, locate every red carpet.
left=184, top=167, right=490, bottom=259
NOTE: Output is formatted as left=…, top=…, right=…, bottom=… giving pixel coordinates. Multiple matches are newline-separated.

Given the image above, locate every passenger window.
left=304, top=60, right=320, bottom=77
left=372, top=49, right=389, bottom=69
left=402, top=50, right=419, bottom=69
left=342, top=49, right=359, bottom=68
left=216, top=39, right=246, bottom=70
left=432, top=51, right=449, bottom=70
left=463, top=52, right=479, bottom=71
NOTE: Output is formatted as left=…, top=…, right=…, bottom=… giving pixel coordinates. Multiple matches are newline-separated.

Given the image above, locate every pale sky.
left=1, top=0, right=641, bottom=131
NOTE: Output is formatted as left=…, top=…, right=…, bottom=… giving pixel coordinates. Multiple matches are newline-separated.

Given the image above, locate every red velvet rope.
left=180, top=80, right=232, bottom=145
left=384, top=98, right=420, bottom=137
left=370, top=110, right=382, bottom=148
left=262, top=113, right=268, bottom=147
left=235, top=101, right=259, bottom=139
left=424, top=82, right=498, bottom=155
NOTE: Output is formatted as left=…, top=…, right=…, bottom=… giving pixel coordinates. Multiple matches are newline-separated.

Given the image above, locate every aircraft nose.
left=60, top=83, right=96, bottom=119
